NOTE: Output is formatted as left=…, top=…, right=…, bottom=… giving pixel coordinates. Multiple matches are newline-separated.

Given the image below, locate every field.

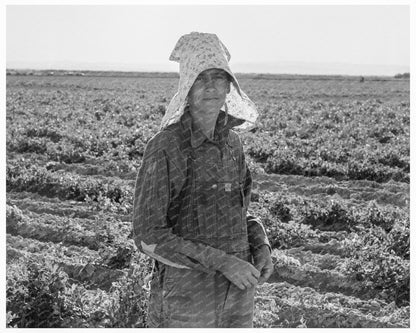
left=6, top=72, right=410, bottom=328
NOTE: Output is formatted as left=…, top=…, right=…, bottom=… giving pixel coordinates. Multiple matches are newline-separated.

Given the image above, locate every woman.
left=133, top=32, right=273, bottom=328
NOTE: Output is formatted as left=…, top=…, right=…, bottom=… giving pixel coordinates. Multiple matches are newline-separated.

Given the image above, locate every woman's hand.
left=252, top=245, right=273, bottom=285
left=217, top=255, right=260, bottom=290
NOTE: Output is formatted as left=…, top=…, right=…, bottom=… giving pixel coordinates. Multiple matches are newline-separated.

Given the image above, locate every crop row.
left=7, top=234, right=100, bottom=264
left=7, top=248, right=152, bottom=328
left=6, top=163, right=409, bottom=266
left=7, top=89, right=410, bottom=182
left=262, top=217, right=409, bottom=306
left=7, top=181, right=408, bottom=262
left=7, top=160, right=408, bottom=256
left=7, top=245, right=126, bottom=291
left=268, top=195, right=406, bottom=232
left=8, top=124, right=408, bottom=184
left=7, top=160, right=134, bottom=214
left=244, top=134, right=408, bottom=183
left=6, top=204, right=131, bottom=252
left=7, top=232, right=152, bottom=291
left=10, top=131, right=409, bottom=186
left=7, top=237, right=408, bottom=328
left=7, top=191, right=98, bottom=220
left=251, top=172, right=409, bottom=208
left=280, top=247, right=344, bottom=270
left=254, top=282, right=409, bottom=328
left=9, top=147, right=409, bottom=209
left=6, top=198, right=409, bottom=306
left=7, top=129, right=145, bottom=169
left=7, top=160, right=409, bottom=268
left=7, top=82, right=409, bottom=184
left=270, top=248, right=409, bottom=306
left=245, top=99, right=409, bottom=181
left=7, top=190, right=132, bottom=222
left=7, top=159, right=409, bottom=237
left=270, top=249, right=361, bottom=296
left=6, top=243, right=408, bottom=328
left=250, top=194, right=409, bottom=260
left=10, top=148, right=409, bottom=209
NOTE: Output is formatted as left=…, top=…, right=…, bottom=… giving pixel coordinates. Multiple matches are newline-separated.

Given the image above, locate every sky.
left=5, top=4, right=412, bottom=76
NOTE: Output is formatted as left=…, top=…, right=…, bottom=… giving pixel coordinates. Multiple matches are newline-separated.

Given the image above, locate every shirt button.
left=211, top=184, right=217, bottom=189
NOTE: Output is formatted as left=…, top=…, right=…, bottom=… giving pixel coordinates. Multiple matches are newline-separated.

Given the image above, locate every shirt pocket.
left=222, top=146, right=246, bottom=235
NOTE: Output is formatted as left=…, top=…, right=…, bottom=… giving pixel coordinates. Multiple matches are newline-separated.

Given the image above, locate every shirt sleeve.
left=239, top=137, right=272, bottom=253
left=132, top=131, right=231, bottom=273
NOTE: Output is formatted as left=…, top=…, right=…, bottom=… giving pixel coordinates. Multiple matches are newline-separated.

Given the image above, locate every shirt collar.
left=180, top=110, right=234, bottom=149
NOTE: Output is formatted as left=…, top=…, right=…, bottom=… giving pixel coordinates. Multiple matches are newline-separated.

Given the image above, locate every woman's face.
left=187, top=68, right=231, bottom=123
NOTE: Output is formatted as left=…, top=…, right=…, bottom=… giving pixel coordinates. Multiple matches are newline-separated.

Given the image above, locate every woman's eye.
left=194, top=73, right=227, bottom=84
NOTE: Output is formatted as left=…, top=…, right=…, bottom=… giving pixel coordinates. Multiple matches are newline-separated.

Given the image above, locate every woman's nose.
left=204, top=77, right=215, bottom=88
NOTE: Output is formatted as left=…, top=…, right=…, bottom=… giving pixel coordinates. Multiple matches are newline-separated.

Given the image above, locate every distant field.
left=6, top=73, right=409, bottom=328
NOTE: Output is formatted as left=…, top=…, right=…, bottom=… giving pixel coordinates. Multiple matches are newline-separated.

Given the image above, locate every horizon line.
left=6, top=62, right=409, bottom=77
left=6, top=67, right=409, bottom=78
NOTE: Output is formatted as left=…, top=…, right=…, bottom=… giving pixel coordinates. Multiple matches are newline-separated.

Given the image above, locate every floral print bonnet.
left=160, top=32, right=259, bottom=131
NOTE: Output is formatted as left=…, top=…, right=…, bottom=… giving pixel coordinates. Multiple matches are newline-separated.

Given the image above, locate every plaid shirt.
left=132, top=110, right=270, bottom=273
